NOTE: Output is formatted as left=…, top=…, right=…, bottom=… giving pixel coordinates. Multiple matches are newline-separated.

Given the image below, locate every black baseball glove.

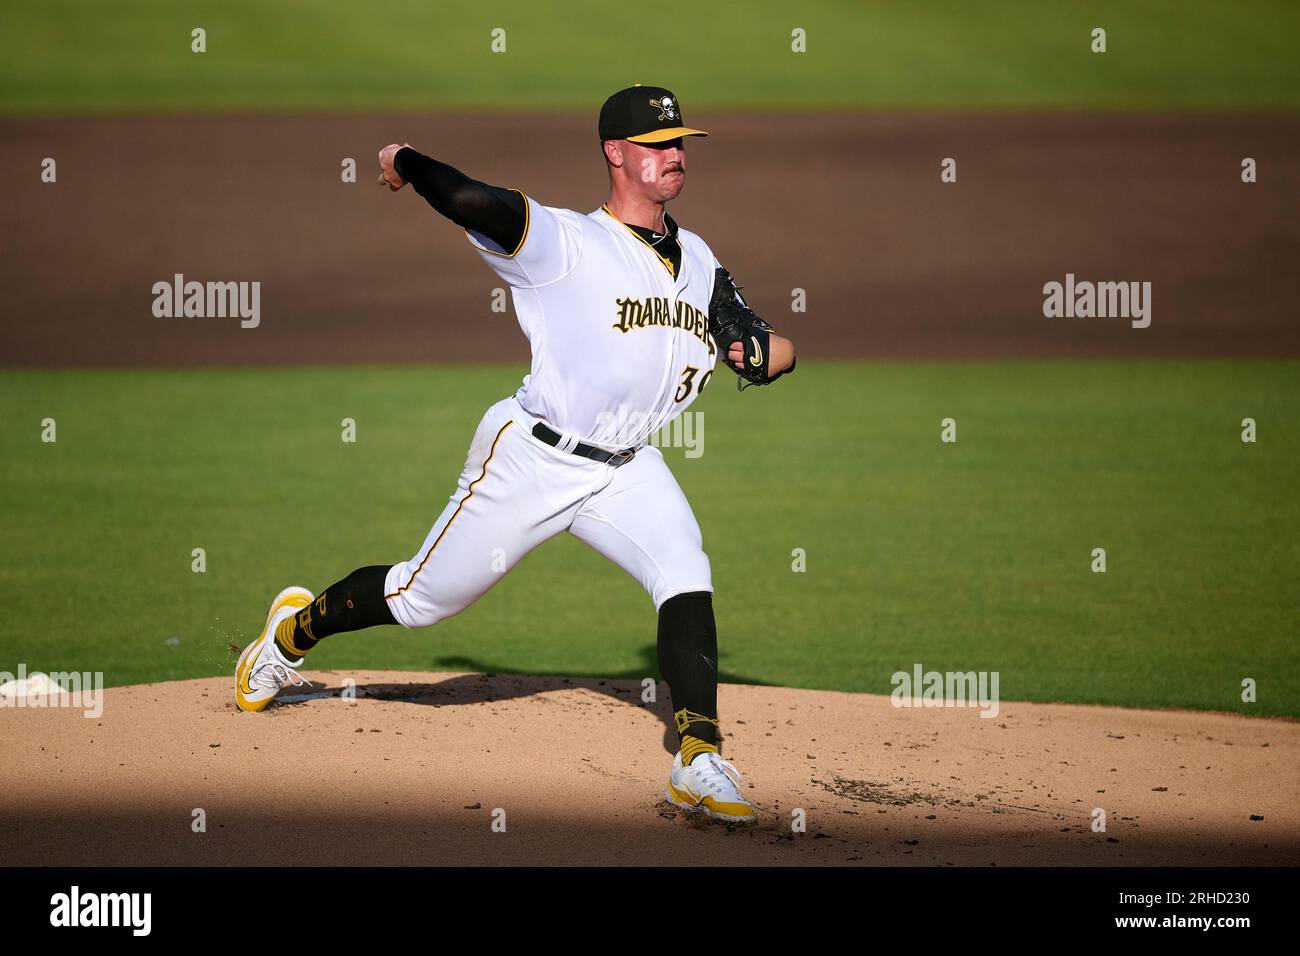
left=707, top=266, right=794, bottom=390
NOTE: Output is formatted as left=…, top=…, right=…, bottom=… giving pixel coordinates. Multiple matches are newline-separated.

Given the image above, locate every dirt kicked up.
left=2, top=112, right=1297, bottom=367
left=3, top=671, right=1296, bottom=866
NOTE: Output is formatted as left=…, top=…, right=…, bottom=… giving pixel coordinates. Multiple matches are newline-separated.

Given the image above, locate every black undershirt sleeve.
left=393, top=146, right=527, bottom=253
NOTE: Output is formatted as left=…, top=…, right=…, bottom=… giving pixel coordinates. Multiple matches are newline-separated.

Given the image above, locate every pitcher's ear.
left=603, top=139, right=624, bottom=168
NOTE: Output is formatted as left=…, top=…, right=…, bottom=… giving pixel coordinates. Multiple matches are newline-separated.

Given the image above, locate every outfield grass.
left=1, top=360, right=1296, bottom=716
left=2, top=1, right=1298, bottom=113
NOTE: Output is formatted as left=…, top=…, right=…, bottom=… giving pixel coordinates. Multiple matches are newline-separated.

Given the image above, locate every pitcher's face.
left=615, top=138, right=687, bottom=203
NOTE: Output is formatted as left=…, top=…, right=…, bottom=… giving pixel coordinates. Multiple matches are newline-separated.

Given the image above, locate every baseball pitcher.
left=234, top=85, right=797, bottom=823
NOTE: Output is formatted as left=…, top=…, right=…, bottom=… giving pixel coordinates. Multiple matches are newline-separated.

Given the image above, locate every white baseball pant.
left=383, top=395, right=712, bottom=628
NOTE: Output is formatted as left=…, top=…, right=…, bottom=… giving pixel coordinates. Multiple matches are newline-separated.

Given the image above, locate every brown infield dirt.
left=2, top=111, right=1298, bottom=365
left=3, top=672, right=1297, bottom=866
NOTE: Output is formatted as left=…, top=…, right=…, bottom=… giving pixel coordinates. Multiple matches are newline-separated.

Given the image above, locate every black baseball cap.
left=598, top=84, right=708, bottom=144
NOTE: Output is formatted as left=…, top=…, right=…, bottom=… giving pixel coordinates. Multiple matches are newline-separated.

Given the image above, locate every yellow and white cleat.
left=665, top=750, right=756, bottom=823
left=234, top=586, right=313, bottom=712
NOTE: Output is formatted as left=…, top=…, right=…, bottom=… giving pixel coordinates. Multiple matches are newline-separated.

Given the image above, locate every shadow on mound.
left=283, top=649, right=775, bottom=756
left=7, top=803, right=1295, bottom=867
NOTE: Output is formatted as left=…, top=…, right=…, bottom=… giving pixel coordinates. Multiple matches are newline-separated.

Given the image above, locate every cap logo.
left=650, top=96, right=677, bottom=121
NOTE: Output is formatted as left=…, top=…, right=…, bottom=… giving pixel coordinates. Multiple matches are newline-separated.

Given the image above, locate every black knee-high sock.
left=274, top=565, right=396, bottom=660
left=657, top=591, right=720, bottom=763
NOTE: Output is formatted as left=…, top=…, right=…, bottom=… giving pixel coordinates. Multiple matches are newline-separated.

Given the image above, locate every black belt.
left=532, top=423, right=638, bottom=467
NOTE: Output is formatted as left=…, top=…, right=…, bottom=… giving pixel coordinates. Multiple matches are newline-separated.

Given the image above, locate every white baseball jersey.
left=384, top=195, right=721, bottom=623
left=467, top=196, right=720, bottom=449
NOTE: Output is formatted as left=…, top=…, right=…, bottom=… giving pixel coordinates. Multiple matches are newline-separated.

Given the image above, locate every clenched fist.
left=378, top=143, right=411, bottom=191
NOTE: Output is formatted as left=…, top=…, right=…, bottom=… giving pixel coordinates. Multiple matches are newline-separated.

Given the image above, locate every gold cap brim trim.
left=625, top=127, right=709, bottom=143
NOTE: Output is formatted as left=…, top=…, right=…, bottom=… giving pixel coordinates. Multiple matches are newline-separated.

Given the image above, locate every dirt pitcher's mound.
left=3, top=671, right=1296, bottom=866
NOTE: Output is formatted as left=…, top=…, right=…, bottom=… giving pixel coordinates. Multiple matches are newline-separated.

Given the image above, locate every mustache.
left=663, top=164, right=684, bottom=174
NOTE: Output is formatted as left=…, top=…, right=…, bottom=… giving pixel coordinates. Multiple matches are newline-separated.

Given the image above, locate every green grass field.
left=1, top=360, right=1296, bottom=716
left=2, top=1, right=1299, bottom=113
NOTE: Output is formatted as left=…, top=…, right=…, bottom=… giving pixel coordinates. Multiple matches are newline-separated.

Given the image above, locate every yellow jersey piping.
left=466, top=190, right=531, bottom=258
